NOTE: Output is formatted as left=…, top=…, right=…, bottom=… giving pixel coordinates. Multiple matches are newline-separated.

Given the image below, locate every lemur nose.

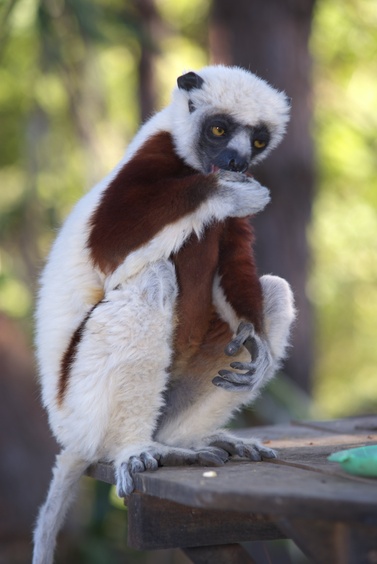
left=222, top=148, right=249, bottom=172
left=228, top=158, right=248, bottom=173
left=216, top=148, right=249, bottom=173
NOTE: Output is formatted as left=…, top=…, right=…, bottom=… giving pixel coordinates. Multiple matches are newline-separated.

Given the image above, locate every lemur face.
left=173, top=67, right=290, bottom=174
left=197, top=113, right=270, bottom=174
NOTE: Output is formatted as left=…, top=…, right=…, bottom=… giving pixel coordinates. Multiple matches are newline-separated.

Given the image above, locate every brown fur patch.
left=88, top=131, right=218, bottom=274
left=58, top=302, right=100, bottom=405
left=171, top=217, right=263, bottom=380
left=172, top=224, right=223, bottom=369
left=218, top=217, right=264, bottom=333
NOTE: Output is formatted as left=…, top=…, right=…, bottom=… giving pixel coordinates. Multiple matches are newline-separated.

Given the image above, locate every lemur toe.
left=194, top=447, right=229, bottom=466
left=158, top=449, right=198, bottom=467
left=238, top=441, right=277, bottom=460
left=116, top=451, right=160, bottom=497
left=208, top=438, right=246, bottom=456
left=256, top=444, right=277, bottom=459
left=117, top=461, right=137, bottom=497
left=208, top=436, right=277, bottom=461
left=140, top=451, right=159, bottom=471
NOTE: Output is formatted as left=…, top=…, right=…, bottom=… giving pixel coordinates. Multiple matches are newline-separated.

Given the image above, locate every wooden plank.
left=291, top=415, right=377, bottom=435
left=86, top=461, right=115, bottom=485
left=85, top=417, right=377, bottom=524
left=86, top=417, right=377, bottom=487
left=182, top=544, right=257, bottom=564
left=278, top=518, right=377, bottom=564
left=127, top=491, right=284, bottom=550
left=236, top=419, right=377, bottom=481
left=131, top=460, right=377, bottom=522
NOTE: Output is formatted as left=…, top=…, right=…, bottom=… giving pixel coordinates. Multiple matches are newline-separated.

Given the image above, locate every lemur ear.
left=177, top=71, right=204, bottom=92
left=286, top=96, right=292, bottom=108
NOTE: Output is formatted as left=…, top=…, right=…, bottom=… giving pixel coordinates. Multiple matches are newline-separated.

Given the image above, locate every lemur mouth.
left=210, top=164, right=253, bottom=178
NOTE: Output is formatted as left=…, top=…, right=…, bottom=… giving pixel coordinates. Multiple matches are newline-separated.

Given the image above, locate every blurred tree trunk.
left=210, top=0, right=316, bottom=392
left=134, top=0, right=162, bottom=122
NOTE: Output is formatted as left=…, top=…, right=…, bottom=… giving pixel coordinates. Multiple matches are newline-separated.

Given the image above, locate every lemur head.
left=170, top=65, right=291, bottom=174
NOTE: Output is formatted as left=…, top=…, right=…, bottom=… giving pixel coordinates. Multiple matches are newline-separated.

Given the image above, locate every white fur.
left=212, top=273, right=241, bottom=332
left=34, top=65, right=293, bottom=564
left=33, top=452, right=87, bottom=564
left=47, top=261, right=177, bottom=459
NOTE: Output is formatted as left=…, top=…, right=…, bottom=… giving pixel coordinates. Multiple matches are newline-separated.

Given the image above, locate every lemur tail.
left=33, top=450, right=88, bottom=564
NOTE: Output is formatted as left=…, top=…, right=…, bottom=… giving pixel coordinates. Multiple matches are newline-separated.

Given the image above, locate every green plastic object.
left=328, top=445, right=377, bottom=477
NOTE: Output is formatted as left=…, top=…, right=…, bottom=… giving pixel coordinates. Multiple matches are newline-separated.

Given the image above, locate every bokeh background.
left=0, top=0, right=376, bottom=562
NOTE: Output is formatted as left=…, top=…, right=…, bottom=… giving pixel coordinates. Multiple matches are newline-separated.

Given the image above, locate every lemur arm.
left=217, top=217, right=264, bottom=333
left=214, top=217, right=274, bottom=392
left=88, top=131, right=217, bottom=274
left=88, top=133, right=269, bottom=282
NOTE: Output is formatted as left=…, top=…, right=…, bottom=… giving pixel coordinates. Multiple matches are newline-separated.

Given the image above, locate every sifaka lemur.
left=33, top=65, right=296, bottom=564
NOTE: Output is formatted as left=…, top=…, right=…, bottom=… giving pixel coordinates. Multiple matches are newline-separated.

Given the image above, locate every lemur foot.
left=116, top=444, right=228, bottom=497
left=205, top=432, right=277, bottom=461
left=212, top=322, right=274, bottom=392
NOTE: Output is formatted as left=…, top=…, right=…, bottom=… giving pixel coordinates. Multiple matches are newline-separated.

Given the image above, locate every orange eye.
left=253, top=139, right=266, bottom=149
left=211, top=126, right=226, bottom=137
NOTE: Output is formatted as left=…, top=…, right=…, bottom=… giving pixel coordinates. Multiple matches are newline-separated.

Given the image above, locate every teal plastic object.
left=328, top=445, right=377, bottom=477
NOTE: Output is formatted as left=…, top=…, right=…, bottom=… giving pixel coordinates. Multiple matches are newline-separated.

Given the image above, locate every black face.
left=196, top=113, right=270, bottom=174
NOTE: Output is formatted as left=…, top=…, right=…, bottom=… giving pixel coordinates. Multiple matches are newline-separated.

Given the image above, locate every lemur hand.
left=212, top=322, right=275, bottom=392
left=216, top=171, right=270, bottom=217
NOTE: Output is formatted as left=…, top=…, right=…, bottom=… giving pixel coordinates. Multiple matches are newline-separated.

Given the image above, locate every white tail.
left=33, top=450, right=88, bottom=564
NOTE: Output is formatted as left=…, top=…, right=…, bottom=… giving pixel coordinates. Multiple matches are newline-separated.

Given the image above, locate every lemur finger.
left=218, top=369, right=255, bottom=384
left=225, top=322, right=255, bottom=356
left=243, top=336, right=259, bottom=360
left=212, top=375, right=252, bottom=391
left=230, top=361, right=257, bottom=371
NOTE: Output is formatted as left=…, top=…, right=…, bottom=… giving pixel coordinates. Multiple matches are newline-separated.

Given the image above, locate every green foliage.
left=310, top=0, right=377, bottom=416
left=0, top=0, right=208, bottom=325
left=0, top=0, right=141, bottom=321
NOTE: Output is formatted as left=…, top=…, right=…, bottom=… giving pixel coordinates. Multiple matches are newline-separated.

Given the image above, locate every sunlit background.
left=0, top=0, right=376, bottom=562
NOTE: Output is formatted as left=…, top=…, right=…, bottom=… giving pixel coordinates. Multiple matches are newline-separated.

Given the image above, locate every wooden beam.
left=127, top=492, right=284, bottom=550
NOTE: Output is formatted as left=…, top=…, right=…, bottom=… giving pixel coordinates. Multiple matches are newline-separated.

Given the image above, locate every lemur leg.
left=59, top=259, right=227, bottom=497
left=158, top=275, right=295, bottom=460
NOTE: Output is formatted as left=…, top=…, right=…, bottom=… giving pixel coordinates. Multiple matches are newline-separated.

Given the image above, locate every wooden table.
left=87, top=416, right=377, bottom=564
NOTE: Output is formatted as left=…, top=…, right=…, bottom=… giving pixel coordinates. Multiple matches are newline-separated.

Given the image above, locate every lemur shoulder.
left=33, top=65, right=295, bottom=564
